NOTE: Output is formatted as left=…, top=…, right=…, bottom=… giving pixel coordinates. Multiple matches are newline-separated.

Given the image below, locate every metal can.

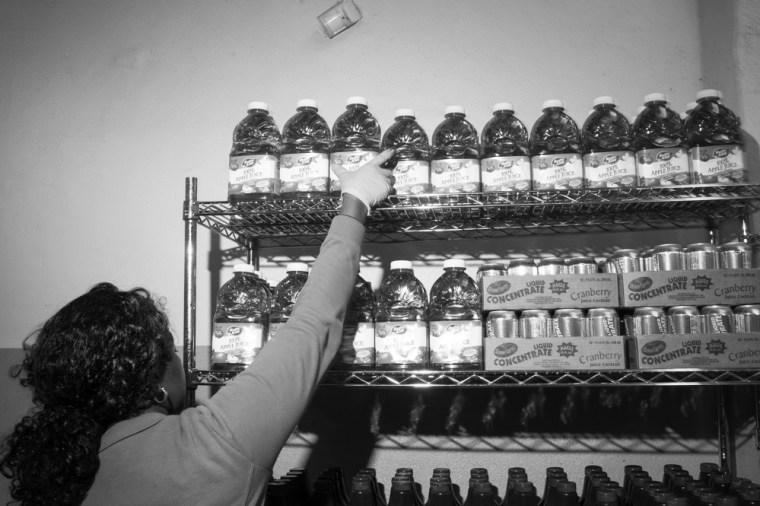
left=602, top=249, right=640, bottom=274
left=718, top=242, right=753, bottom=269
left=552, top=308, right=585, bottom=337
left=586, top=308, right=621, bottom=337
left=734, top=304, right=760, bottom=333
left=684, top=243, right=719, bottom=270
left=666, top=305, right=702, bottom=334
left=566, top=256, right=598, bottom=274
left=486, top=310, right=519, bottom=338
left=701, top=305, right=735, bottom=333
left=640, top=248, right=655, bottom=272
left=625, top=307, right=667, bottom=336
left=519, top=309, right=551, bottom=338
left=477, top=263, right=507, bottom=285
left=537, top=257, right=566, bottom=275
left=653, top=244, right=685, bottom=271
left=507, top=258, right=537, bottom=276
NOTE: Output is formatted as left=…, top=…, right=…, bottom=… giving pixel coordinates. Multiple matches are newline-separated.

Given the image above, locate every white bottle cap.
left=233, top=263, right=255, bottom=274
left=445, top=105, right=466, bottom=115
left=493, top=102, right=514, bottom=112
left=390, top=260, right=413, bottom=271
left=297, top=99, right=319, bottom=109
left=395, top=108, right=416, bottom=118
left=347, top=96, right=368, bottom=106
left=286, top=262, right=309, bottom=273
left=696, top=89, right=721, bottom=101
left=542, top=99, right=564, bottom=110
left=643, top=93, right=667, bottom=104
left=592, top=96, right=615, bottom=107
left=443, top=259, right=466, bottom=269
left=247, top=101, right=269, bottom=112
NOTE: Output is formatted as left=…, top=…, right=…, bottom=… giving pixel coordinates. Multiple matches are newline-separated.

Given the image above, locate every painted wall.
left=1, top=0, right=758, bottom=502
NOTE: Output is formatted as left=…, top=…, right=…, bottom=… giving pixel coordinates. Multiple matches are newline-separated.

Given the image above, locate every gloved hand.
left=333, top=149, right=396, bottom=214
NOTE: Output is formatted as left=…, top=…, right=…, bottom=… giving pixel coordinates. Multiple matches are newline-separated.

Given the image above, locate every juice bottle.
left=269, top=262, right=309, bottom=340
left=480, top=102, right=531, bottom=192
left=228, top=101, right=281, bottom=201
left=330, top=96, right=381, bottom=195
left=280, top=99, right=331, bottom=196
left=333, top=273, right=376, bottom=369
left=581, top=96, right=637, bottom=188
left=381, top=108, right=432, bottom=194
left=430, top=106, right=481, bottom=193
left=529, top=99, right=583, bottom=190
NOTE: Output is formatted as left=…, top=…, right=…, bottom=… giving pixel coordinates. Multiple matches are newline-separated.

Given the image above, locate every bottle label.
left=635, top=147, right=691, bottom=186
left=431, top=159, right=481, bottom=192
left=582, top=151, right=637, bottom=188
left=279, top=152, right=329, bottom=193
left=337, top=322, right=376, bottom=366
left=211, top=322, right=265, bottom=366
left=329, top=150, right=378, bottom=193
left=375, top=321, right=429, bottom=365
left=689, top=144, right=746, bottom=184
left=429, top=320, right=483, bottom=365
left=228, top=154, right=280, bottom=195
left=531, top=154, right=584, bottom=190
left=394, top=159, right=432, bottom=194
left=481, top=156, right=532, bottom=191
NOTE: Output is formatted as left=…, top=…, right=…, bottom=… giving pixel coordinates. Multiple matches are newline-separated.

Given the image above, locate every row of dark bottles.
left=264, top=463, right=759, bottom=506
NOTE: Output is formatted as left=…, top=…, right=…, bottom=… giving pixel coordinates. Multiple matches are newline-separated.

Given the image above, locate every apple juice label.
left=212, top=322, right=264, bottom=367
left=337, top=322, right=376, bottom=366
left=531, top=154, right=584, bottom=190
left=229, top=154, right=280, bottom=195
left=583, top=151, right=637, bottom=188
left=375, top=321, right=428, bottom=365
left=429, top=320, right=483, bottom=365
left=279, top=152, right=329, bottom=193
left=431, top=159, right=481, bottom=193
left=329, top=150, right=378, bottom=193
left=690, top=144, right=747, bottom=184
left=393, top=159, right=432, bottom=195
left=635, top=147, right=691, bottom=186
left=481, top=156, right=532, bottom=191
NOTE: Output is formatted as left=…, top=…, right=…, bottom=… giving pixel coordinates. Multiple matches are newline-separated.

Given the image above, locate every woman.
left=1, top=150, right=395, bottom=505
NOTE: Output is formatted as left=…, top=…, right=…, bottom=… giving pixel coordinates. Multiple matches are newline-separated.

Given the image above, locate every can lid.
left=247, top=101, right=269, bottom=112
left=493, top=102, right=514, bottom=112
left=297, top=98, right=319, bottom=109
left=443, top=259, right=466, bottom=269
left=347, top=96, right=368, bottom=106
left=286, top=262, right=309, bottom=273
left=445, top=105, right=466, bottom=115
left=696, top=89, right=722, bottom=101
left=394, top=108, right=416, bottom=118
left=390, top=260, right=413, bottom=270
left=233, top=263, right=255, bottom=274
left=593, top=96, right=615, bottom=107
left=542, top=99, right=564, bottom=110
left=643, top=93, right=667, bottom=104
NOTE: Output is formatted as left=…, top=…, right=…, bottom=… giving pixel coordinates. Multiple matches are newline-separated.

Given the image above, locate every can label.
left=582, top=151, right=637, bottom=188
left=531, top=154, right=584, bottom=190
left=212, top=322, right=265, bottom=367
left=336, top=322, right=376, bottom=366
left=690, top=144, right=746, bottom=184
left=279, top=152, right=329, bottom=193
left=329, top=150, right=378, bottom=193
left=229, top=154, right=280, bottom=195
left=486, top=311, right=518, bottom=338
left=429, top=320, right=483, bottom=365
left=431, top=158, right=481, bottom=192
left=375, top=321, right=428, bottom=365
left=481, top=156, right=532, bottom=192
left=393, top=159, right=432, bottom=194
left=635, top=147, right=691, bottom=186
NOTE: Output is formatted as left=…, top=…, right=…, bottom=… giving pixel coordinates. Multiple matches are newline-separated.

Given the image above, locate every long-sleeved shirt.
left=83, top=215, right=364, bottom=506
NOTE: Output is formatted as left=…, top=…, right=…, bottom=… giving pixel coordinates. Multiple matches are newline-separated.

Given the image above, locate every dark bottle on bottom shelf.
left=349, top=474, right=380, bottom=506
left=511, top=481, right=540, bottom=506
left=426, top=477, right=459, bottom=506
left=389, top=476, right=420, bottom=506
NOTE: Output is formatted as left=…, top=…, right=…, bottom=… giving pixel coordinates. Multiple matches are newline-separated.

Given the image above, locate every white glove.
left=334, top=149, right=396, bottom=214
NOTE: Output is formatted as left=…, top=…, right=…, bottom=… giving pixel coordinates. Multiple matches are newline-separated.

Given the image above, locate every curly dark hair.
left=0, top=282, right=176, bottom=505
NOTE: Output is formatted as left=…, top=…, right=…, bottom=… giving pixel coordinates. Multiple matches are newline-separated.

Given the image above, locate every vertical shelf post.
left=183, top=177, right=198, bottom=407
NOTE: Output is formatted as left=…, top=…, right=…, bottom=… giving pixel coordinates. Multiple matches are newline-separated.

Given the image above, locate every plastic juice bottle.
left=529, top=99, right=583, bottom=190
left=375, top=260, right=429, bottom=369
left=631, top=93, right=690, bottom=186
left=211, top=263, right=270, bottom=371
left=228, top=101, right=282, bottom=202
left=480, top=102, right=531, bottom=192
left=330, top=96, right=381, bottom=196
left=428, top=259, right=482, bottom=370
left=333, top=273, right=376, bottom=369
left=381, top=108, right=432, bottom=194
left=581, top=96, right=637, bottom=188
left=684, top=89, right=746, bottom=184
left=280, top=99, right=331, bottom=196
left=430, top=106, right=481, bottom=193
left=268, top=262, right=309, bottom=340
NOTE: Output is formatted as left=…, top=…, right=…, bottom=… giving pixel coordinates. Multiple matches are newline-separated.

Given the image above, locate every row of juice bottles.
left=227, top=89, right=746, bottom=200
left=265, top=462, right=758, bottom=506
